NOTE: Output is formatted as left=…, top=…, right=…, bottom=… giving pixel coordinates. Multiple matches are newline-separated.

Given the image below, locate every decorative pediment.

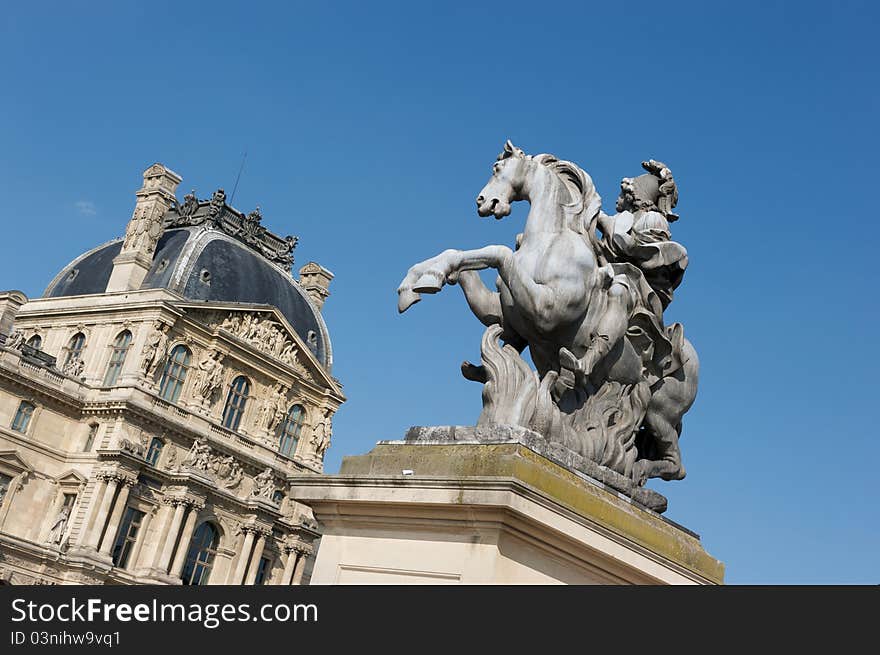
left=0, top=450, right=34, bottom=477
left=177, top=304, right=338, bottom=392
left=53, top=470, right=88, bottom=487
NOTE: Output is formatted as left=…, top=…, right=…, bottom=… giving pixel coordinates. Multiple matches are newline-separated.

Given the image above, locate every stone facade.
left=0, top=164, right=343, bottom=585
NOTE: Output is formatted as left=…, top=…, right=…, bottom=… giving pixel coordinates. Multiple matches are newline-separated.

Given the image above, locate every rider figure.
left=597, top=160, right=687, bottom=312
left=558, top=160, right=688, bottom=391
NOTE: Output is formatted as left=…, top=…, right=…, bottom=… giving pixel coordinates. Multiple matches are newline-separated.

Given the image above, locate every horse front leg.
left=397, top=245, right=512, bottom=313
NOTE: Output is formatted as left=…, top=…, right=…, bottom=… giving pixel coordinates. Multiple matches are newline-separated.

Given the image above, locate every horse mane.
left=532, top=154, right=605, bottom=261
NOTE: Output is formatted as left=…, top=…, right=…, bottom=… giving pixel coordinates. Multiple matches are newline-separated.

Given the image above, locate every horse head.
left=476, top=140, right=530, bottom=219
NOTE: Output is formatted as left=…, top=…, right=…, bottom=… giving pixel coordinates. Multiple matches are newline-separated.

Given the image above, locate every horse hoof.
left=461, top=361, right=487, bottom=383
left=413, top=272, right=444, bottom=294
left=397, top=289, right=421, bottom=313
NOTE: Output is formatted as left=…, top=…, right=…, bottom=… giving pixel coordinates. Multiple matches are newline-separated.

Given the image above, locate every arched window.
left=11, top=401, right=35, bottom=433
left=103, top=330, right=132, bottom=386
left=222, top=376, right=250, bottom=431
left=277, top=404, right=305, bottom=457
left=25, top=335, right=42, bottom=349
left=63, top=332, right=86, bottom=369
left=181, top=522, right=219, bottom=586
left=145, top=438, right=164, bottom=466
left=158, top=345, right=191, bottom=403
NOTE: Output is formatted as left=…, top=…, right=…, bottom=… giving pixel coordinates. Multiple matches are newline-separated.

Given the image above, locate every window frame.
left=145, top=438, right=164, bottom=466
left=63, top=332, right=86, bottom=369
left=221, top=376, right=250, bottom=432
left=103, top=330, right=132, bottom=386
left=158, top=344, right=191, bottom=403
left=83, top=423, right=98, bottom=451
left=277, top=404, right=305, bottom=457
left=111, top=506, right=146, bottom=570
left=11, top=401, right=35, bottom=433
left=181, top=522, right=220, bottom=586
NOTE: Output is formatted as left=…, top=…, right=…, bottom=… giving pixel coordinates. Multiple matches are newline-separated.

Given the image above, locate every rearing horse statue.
left=398, top=140, right=698, bottom=489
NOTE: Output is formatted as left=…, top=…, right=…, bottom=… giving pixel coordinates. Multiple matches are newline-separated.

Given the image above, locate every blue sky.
left=1, top=1, right=877, bottom=583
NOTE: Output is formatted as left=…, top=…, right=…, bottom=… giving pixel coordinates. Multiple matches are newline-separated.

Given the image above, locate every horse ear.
left=504, top=140, right=526, bottom=158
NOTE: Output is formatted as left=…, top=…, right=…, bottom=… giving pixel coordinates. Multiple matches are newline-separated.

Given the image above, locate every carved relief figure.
left=62, top=357, right=85, bottom=378
left=252, top=467, right=277, bottom=499
left=46, top=506, right=70, bottom=545
left=217, top=311, right=307, bottom=372
left=279, top=342, right=299, bottom=366
left=192, top=350, right=224, bottom=405
left=310, top=410, right=332, bottom=459
left=164, top=445, right=178, bottom=471
left=4, top=329, right=25, bottom=350
left=258, top=384, right=288, bottom=433
left=221, top=459, right=243, bottom=489
left=118, top=433, right=147, bottom=458
left=183, top=437, right=213, bottom=471
left=141, top=321, right=170, bottom=378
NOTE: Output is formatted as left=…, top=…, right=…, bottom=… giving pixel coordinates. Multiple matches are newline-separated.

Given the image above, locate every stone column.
left=78, top=477, right=108, bottom=544
left=99, top=479, right=134, bottom=555
left=244, top=533, right=267, bottom=585
left=280, top=546, right=298, bottom=585
left=86, top=476, right=120, bottom=549
left=146, top=501, right=175, bottom=569
left=291, top=544, right=312, bottom=585
left=156, top=501, right=186, bottom=574
left=231, top=529, right=255, bottom=584
left=128, top=507, right=154, bottom=570
left=170, top=506, right=200, bottom=579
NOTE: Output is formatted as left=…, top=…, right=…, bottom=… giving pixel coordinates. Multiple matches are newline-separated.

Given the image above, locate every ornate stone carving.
left=258, top=383, right=288, bottom=433
left=251, top=467, right=278, bottom=501
left=182, top=437, right=212, bottom=472
left=117, top=433, right=148, bottom=458
left=180, top=438, right=244, bottom=491
left=164, top=445, right=177, bottom=471
left=61, top=356, right=85, bottom=378
left=310, top=409, right=332, bottom=460
left=4, top=329, right=25, bottom=351
left=217, top=312, right=308, bottom=375
left=397, top=141, right=699, bottom=503
left=45, top=505, right=70, bottom=545
left=0, top=476, right=10, bottom=504
left=215, top=456, right=243, bottom=489
left=164, top=189, right=299, bottom=271
left=141, top=320, right=171, bottom=380
left=191, top=350, right=224, bottom=408
left=179, top=190, right=199, bottom=218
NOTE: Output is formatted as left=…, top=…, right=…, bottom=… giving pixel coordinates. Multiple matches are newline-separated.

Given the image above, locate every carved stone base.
left=405, top=424, right=668, bottom=513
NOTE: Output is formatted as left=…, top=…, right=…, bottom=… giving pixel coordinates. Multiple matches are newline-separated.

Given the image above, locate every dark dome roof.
left=44, top=227, right=332, bottom=369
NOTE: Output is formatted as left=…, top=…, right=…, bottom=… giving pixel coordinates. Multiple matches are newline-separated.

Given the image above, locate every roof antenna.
left=230, top=149, right=248, bottom=204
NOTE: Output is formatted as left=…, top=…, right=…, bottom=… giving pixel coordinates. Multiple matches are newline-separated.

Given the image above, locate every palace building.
left=0, top=163, right=343, bottom=585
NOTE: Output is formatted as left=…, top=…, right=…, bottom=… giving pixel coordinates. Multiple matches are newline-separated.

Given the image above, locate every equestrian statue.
left=398, top=141, right=698, bottom=494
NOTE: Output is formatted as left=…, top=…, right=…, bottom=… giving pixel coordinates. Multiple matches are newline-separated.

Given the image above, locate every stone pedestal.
left=291, top=433, right=723, bottom=585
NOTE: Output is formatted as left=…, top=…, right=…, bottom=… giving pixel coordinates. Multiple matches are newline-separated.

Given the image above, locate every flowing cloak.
left=603, top=263, right=687, bottom=388
left=600, top=209, right=688, bottom=310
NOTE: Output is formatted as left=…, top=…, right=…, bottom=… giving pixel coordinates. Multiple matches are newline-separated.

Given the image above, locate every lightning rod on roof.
left=230, top=149, right=248, bottom=204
